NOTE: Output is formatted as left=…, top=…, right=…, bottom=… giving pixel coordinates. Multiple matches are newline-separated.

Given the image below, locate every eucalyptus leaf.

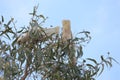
left=87, top=58, right=97, bottom=64
left=1, top=16, right=4, bottom=22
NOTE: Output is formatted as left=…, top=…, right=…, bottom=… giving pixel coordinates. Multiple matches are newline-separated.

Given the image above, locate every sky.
left=0, top=0, right=120, bottom=80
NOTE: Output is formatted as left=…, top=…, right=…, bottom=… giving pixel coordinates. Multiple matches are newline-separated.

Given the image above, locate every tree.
left=0, top=6, right=117, bottom=80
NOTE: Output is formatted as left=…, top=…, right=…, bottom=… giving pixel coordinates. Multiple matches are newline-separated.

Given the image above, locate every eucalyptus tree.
left=0, top=6, right=117, bottom=80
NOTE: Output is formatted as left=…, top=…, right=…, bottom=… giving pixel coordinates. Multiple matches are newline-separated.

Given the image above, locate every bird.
left=61, top=20, right=72, bottom=42
left=61, top=20, right=76, bottom=65
left=17, top=25, right=60, bottom=44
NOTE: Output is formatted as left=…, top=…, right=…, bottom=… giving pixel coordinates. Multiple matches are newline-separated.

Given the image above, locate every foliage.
left=0, top=6, right=117, bottom=80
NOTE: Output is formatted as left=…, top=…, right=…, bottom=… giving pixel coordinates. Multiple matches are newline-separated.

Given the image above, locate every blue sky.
left=0, top=0, right=120, bottom=80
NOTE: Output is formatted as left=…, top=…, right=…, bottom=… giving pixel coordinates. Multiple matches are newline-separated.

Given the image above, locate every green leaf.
left=1, top=16, right=4, bottom=22
left=29, top=13, right=33, bottom=15
left=77, top=45, right=83, bottom=59
left=100, top=55, right=104, bottom=61
left=39, top=15, right=45, bottom=19
left=98, top=64, right=104, bottom=76
left=91, top=66, right=100, bottom=77
left=5, top=33, right=11, bottom=40
left=7, top=18, right=14, bottom=26
left=109, top=57, right=119, bottom=64
left=86, top=64, right=95, bottom=69
left=87, top=58, right=97, bottom=64
left=78, top=31, right=90, bottom=34
left=106, top=61, right=112, bottom=67
left=12, top=38, right=18, bottom=47
left=17, top=28, right=25, bottom=33
left=33, top=6, right=37, bottom=16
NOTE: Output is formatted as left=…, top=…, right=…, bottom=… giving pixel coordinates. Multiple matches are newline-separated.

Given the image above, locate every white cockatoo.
left=17, top=22, right=60, bottom=44
left=61, top=20, right=72, bottom=42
